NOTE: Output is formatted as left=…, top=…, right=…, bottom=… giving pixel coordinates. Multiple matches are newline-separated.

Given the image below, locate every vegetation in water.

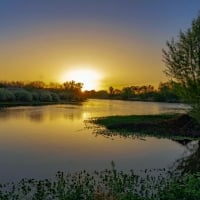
left=0, top=163, right=199, bottom=200
left=89, top=114, right=200, bottom=139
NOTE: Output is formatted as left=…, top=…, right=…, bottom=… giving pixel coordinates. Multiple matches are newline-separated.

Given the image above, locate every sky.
left=0, top=0, right=200, bottom=90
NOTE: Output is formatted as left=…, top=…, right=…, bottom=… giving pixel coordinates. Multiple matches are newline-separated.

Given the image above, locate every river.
left=0, top=99, right=193, bottom=182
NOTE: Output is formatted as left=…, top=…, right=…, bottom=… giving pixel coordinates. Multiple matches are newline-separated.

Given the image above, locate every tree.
left=109, top=86, right=114, bottom=97
left=121, top=87, right=132, bottom=100
left=157, top=82, right=179, bottom=102
left=162, top=14, right=200, bottom=120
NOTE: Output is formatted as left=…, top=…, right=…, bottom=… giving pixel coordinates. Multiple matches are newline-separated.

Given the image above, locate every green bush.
left=39, top=91, right=53, bottom=102
left=51, top=92, right=60, bottom=102
left=14, top=90, right=33, bottom=101
left=0, top=88, right=15, bottom=101
left=159, top=173, right=200, bottom=200
left=31, top=91, right=40, bottom=101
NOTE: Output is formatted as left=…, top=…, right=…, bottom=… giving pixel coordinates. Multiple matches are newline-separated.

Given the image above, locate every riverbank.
left=92, top=114, right=200, bottom=139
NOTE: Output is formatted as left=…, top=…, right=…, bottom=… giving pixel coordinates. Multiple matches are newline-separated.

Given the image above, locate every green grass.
left=88, top=114, right=200, bottom=140
left=93, top=114, right=178, bottom=127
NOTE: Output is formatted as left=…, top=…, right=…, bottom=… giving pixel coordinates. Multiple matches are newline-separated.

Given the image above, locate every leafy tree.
left=0, top=88, right=15, bottom=101
left=162, top=14, right=200, bottom=120
left=39, top=92, right=52, bottom=102
left=121, top=87, right=132, bottom=99
left=109, top=86, right=114, bottom=97
left=14, top=90, right=33, bottom=101
left=51, top=92, right=60, bottom=102
left=156, top=82, right=180, bottom=102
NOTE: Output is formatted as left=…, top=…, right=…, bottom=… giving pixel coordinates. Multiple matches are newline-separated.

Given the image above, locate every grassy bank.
left=0, top=165, right=199, bottom=200
left=91, top=114, right=200, bottom=139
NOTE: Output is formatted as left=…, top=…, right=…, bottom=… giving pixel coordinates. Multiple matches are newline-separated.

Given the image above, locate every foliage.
left=51, top=92, right=60, bottom=102
left=155, top=82, right=180, bottom=102
left=162, top=14, right=200, bottom=120
left=38, top=91, right=53, bottom=102
left=83, top=83, right=180, bottom=103
left=121, top=87, right=132, bottom=100
left=0, top=80, right=182, bottom=103
left=159, top=172, right=200, bottom=200
left=0, top=88, right=15, bottom=101
left=89, top=114, right=200, bottom=140
left=0, top=165, right=199, bottom=200
left=0, top=80, right=85, bottom=104
left=14, top=89, right=33, bottom=102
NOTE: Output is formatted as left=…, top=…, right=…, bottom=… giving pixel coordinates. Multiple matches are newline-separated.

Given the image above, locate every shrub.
left=39, top=91, right=53, bottom=102
left=0, top=88, right=15, bottom=101
left=51, top=92, right=60, bottom=102
left=14, top=89, right=33, bottom=101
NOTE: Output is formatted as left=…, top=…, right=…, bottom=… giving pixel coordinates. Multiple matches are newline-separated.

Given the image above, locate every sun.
left=60, top=69, right=101, bottom=91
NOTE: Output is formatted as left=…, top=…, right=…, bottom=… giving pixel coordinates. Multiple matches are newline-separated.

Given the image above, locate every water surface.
left=0, top=99, right=192, bottom=182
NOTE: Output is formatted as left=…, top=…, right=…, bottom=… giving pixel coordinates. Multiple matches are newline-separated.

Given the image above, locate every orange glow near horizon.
left=60, top=68, right=102, bottom=91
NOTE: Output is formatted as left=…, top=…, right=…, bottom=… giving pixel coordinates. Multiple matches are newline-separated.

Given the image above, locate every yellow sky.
left=0, top=22, right=167, bottom=90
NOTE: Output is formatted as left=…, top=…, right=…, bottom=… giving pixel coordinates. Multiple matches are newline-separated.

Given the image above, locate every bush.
left=0, top=88, right=8, bottom=101
left=31, top=92, right=40, bottom=101
left=0, top=88, right=15, bottom=101
left=59, top=92, right=73, bottom=101
left=39, top=91, right=53, bottom=102
left=51, top=92, right=60, bottom=102
left=14, top=90, right=33, bottom=101
left=159, top=173, right=200, bottom=200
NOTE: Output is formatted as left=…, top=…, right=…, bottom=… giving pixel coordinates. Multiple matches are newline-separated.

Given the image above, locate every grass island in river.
left=92, top=114, right=200, bottom=139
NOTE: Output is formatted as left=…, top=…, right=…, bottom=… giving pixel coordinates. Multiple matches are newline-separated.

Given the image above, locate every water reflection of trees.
left=173, top=140, right=200, bottom=174
left=0, top=109, right=26, bottom=121
left=27, top=112, right=45, bottom=122
left=0, top=108, right=46, bottom=122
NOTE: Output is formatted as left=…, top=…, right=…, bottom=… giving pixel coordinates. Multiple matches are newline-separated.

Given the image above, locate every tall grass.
left=0, top=164, right=199, bottom=200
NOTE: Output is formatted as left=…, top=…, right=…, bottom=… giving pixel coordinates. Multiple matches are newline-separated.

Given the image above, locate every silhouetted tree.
left=121, top=87, right=132, bottom=99
left=0, top=88, right=15, bottom=101
left=163, top=13, right=200, bottom=120
left=25, top=81, right=46, bottom=89
left=156, top=82, right=180, bottom=102
left=63, top=81, right=82, bottom=92
left=14, top=90, right=33, bottom=101
left=109, top=86, right=114, bottom=97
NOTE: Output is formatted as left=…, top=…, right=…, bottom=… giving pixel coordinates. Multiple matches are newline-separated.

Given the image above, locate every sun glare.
left=61, top=69, right=101, bottom=91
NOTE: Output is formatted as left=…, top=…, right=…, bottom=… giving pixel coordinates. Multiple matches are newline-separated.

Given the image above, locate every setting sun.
left=61, top=69, right=101, bottom=91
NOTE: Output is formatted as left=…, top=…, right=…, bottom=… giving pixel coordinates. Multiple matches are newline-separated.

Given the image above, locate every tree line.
left=0, top=80, right=182, bottom=104
left=85, top=82, right=181, bottom=103
left=0, top=80, right=85, bottom=103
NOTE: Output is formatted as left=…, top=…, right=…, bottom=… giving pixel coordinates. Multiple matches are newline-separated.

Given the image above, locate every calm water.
left=0, top=99, right=192, bottom=182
